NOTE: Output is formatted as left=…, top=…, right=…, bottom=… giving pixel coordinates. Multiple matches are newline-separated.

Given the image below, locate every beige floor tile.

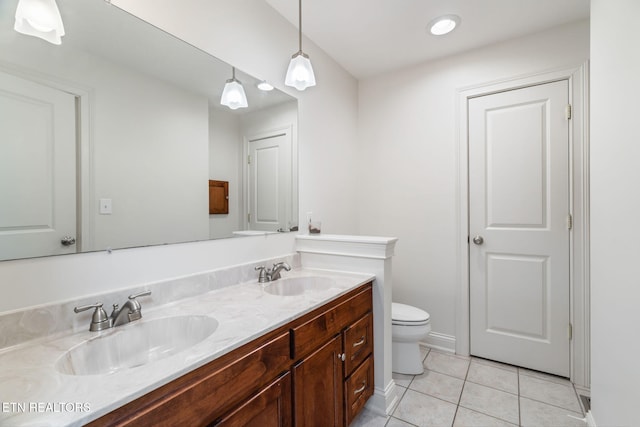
left=393, top=372, right=414, bottom=388
left=393, top=389, right=457, bottom=427
left=467, top=361, right=518, bottom=394
left=519, top=367, right=572, bottom=385
left=385, top=417, right=417, bottom=427
left=420, top=345, right=430, bottom=362
left=519, top=373, right=582, bottom=413
left=453, top=407, right=517, bottom=427
left=459, top=382, right=519, bottom=425
left=424, top=351, right=470, bottom=379
left=350, top=408, right=389, bottom=427
left=410, top=370, right=464, bottom=404
left=471, top=356, right=518, bottom=373
left=520, top=397, right=586, bottom=427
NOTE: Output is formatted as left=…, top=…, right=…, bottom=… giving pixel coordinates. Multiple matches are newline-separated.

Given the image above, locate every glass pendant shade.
left=285, top=52, right=316, bottom=91
left=220, top=79, right=248, bottom=110
left=14, top=0, right=65, bottom=45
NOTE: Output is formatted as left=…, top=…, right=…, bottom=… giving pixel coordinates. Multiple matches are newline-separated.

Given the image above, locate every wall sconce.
left=285, top=0, right=316, bottom=91
left=14, top=0, right=65, bottom=45
left=220, top=67, right=248, bottom=110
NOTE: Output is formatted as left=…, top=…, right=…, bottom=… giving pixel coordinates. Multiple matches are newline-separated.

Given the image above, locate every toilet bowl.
left=392, top=302, right=431, bottom=375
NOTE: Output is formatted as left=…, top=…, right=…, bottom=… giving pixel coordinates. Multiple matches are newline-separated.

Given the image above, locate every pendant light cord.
left=298, top=0, right=303, bottom=53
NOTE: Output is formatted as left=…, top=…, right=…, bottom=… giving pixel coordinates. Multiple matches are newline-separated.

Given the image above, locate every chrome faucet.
left=110, top=291, right=152, bottom=327
left=74, top=290, right=151, bottom=331
left=255, top=262, right=291, bottom=283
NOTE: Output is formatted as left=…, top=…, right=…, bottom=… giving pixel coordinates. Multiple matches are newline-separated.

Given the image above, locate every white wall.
left=590, top=1, right=640, bottom=425
left=0, top=0, right=359, bottom=313
left=357, top=21, right=589, bottom=342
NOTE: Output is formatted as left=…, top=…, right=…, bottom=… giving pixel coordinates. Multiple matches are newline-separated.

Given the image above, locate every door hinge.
left=567, top=214, right=573, bottom=230
left=569, top=323, right=573, bottom=340
left=247, top=213, right=251, bottom=222
left=565, top=104, right=572, bottom=120
left=247, top=154, right=251, bottom=164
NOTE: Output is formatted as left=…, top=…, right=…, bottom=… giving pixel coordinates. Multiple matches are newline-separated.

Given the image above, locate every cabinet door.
left=293, top=335, right=344, bottom=427
left=213, top=372, right=292, bottom=427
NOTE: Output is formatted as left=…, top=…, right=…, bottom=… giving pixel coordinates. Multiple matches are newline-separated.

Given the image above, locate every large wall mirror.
left=0, top=0, right=298, bottom=262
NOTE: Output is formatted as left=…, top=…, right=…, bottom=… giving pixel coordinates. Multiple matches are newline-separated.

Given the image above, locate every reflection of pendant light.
left=14, top=0, right=65, bottom=45
left=220, top=67, right=248, bottom=110
left=285, top=0, right=316, bottom=91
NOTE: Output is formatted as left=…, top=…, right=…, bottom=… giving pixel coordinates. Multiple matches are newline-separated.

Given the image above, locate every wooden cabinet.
left=343, top=313, right=374, bottom=426
left=292, top=336, right=344, bottom=426
left=87, top=282, right=373, bottom=427
left=291, top=286, right=374, bottom=427
left=214, top=372, right=291, bottom=427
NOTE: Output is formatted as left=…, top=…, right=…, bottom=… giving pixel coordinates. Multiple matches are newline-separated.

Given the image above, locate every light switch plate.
left=99, top=198, right=112, bottom=215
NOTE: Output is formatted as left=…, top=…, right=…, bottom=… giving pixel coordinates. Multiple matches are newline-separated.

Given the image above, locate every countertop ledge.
left=0, top=268, right=374, bottom=427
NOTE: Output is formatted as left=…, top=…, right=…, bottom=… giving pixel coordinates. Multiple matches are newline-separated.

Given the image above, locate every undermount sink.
left=56, top=315, right=218, bottom=376
left=263, top=276, right=337, bottom=296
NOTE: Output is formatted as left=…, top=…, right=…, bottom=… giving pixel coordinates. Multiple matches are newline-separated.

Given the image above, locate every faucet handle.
left=129, top=290, right=151, bottom=300
left=74, top=303, right=111, bottom=331
left=255, top=265, right=269, bottom=283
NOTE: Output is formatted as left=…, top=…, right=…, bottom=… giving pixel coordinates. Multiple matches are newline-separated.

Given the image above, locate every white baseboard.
left=422, top=331, right=456, bottom=353
left=367, top=381, right=400, bottom=416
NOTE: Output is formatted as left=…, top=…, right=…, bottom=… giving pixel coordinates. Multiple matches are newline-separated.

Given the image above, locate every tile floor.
left=352, top=347, right=588, bottom=427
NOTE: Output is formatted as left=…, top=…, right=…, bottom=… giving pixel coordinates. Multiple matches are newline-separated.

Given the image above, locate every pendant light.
left=220, top=67, right=248, bottom=110
left=14, top=0, right=65, bottom=45
left=285, top=0, right=316, bottom=91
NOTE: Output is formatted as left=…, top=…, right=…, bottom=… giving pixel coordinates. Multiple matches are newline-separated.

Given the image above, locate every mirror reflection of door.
left=247, top=129, right=292, bottom=232
left=0, top=70, right=77, bottom=260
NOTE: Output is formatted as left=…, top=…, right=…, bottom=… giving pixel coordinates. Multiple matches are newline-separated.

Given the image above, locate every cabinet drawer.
left=291, top=286, right=372, bottom=360
left=343, top=312, right=373, bottom=376
left=89, top=331, right=291, bottom=427
left=344, top=356, right=374, bottom=426
left=212, top=371, right=291, bottom=427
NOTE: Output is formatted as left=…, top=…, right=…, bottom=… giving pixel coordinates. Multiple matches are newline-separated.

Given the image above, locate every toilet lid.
left=392, top=302, right=430, bottom=325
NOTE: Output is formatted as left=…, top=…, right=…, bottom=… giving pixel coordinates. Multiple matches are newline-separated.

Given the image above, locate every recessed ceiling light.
left=257, top=81, right=274, bottom=91
left=429, top=15, right=460, bottom=36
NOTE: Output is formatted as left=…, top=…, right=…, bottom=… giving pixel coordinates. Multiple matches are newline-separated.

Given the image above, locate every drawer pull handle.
left=354, top=382, right=366, bottom=395
left=352, top=336, right=366, bottom=347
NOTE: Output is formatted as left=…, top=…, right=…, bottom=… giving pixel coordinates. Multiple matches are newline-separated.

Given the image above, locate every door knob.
left=472, top=235, right=484, bottom=245
left=61, top=236, right=76, bottom=246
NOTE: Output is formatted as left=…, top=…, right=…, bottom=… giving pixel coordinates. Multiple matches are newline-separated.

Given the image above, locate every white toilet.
left=392, top=302, right=431, bottom=375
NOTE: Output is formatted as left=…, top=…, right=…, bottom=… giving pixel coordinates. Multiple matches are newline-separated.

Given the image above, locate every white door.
left=468, top=80, right=570, bottom=376
left=0, top=71, right=77, bottom=260
left=247, top=131, right=291, bottom=231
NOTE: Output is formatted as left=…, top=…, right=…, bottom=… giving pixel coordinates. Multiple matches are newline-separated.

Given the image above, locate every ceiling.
left=265, top=0, right=590, bottom=79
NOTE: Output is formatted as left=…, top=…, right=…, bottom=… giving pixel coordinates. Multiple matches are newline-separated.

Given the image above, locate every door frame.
left=455, top=64, right=590, bottom=388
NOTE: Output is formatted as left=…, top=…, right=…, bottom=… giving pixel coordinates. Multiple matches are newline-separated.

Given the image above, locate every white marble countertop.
left=0, top=268, right=374, bottom=427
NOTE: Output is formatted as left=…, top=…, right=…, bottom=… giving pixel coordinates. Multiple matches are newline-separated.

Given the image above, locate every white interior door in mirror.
left=0, top=70, right=77, bottom=260
left=247, top=130, right=291, bottom=232
left=468, top=80, right=570, bottom=377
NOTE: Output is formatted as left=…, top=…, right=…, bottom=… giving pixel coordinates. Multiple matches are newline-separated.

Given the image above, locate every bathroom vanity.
left=89, top=282, right=373, bottom=426
left=0, top=266, right=376, bottom=427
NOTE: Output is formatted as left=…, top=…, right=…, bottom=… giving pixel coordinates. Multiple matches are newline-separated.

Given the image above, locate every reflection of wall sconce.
left=14, top=0, right=65, bottom=45
left=220, top=67, right=248, bottom=110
